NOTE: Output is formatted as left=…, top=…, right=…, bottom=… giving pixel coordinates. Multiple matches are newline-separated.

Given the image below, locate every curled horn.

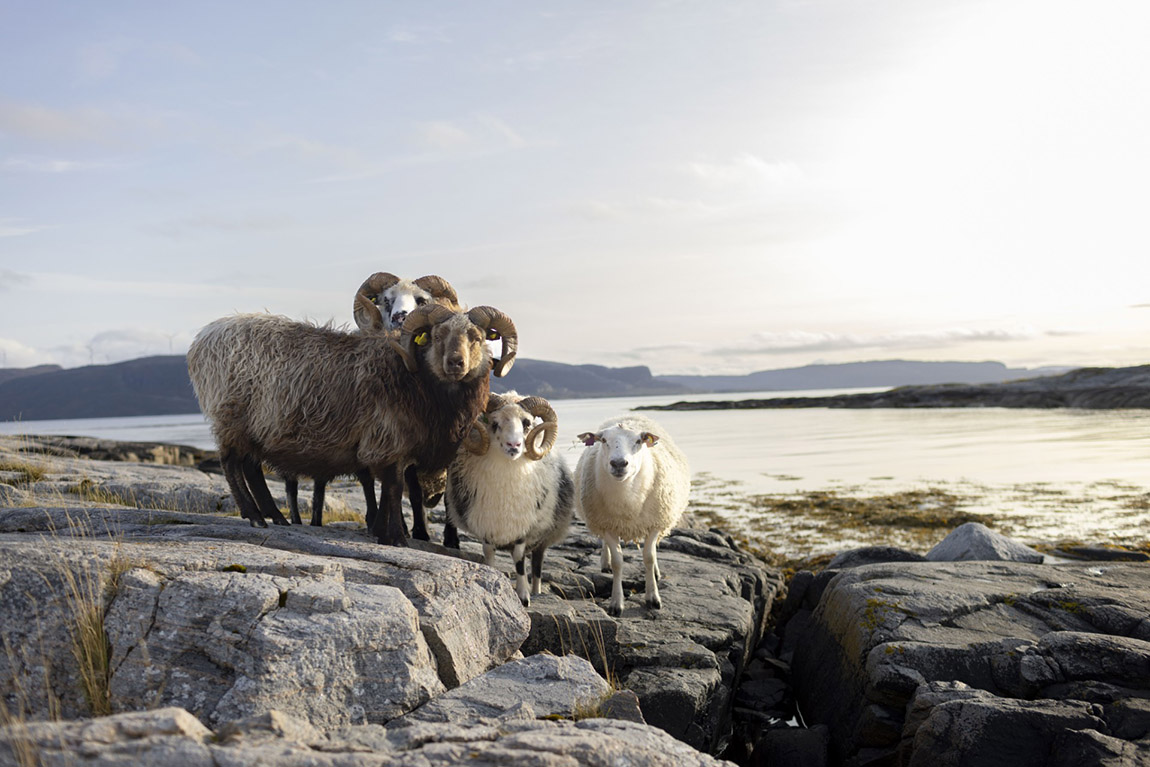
left=353, top=272, right=401, bottom=331
left=413, top=275, right=460, bottom=308
left=461, top=421, right=490, bottom=455
left=462, top=395, right=505, bottom=456
left=519, top=396, right=558, bottom=460
left=467, top=306, right=518, bottom=377
left=390, top=304, right=454, bottom=372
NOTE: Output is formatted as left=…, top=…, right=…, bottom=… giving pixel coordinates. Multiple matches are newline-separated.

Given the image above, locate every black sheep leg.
left=531, top=546, right=546, bottom=595
left=310, top=480, right=326, bottom=526
left=222, top=450, right=265, bottom=528
left=373, top=464, right=408, bottom=546
left=285, top=477, right=302, bottom=525
left=357, top=469, right=378, bottom=528
left=405, top=465, right=427, bottom=541
left=242, top=456, right=290, bottom=525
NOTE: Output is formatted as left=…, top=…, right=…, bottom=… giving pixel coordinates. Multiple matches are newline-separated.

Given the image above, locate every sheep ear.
left=577, top=432, right=598, bottom=447
left=641, top=432, right=659, bottom=448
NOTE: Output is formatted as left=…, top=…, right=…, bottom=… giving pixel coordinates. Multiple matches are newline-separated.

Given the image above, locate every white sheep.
left=575, top=414, right=690, bottom=616
left=445, top=392, right=573, bottom=606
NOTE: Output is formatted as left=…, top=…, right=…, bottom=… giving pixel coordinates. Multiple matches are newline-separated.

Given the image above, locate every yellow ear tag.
left=414, top=332, right=430, bottom=346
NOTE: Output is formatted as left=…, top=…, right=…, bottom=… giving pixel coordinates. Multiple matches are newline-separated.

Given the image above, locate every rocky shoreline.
left=640, top=365, right=1150, bottom=411
left=1, top=435, right=1149, bottom=765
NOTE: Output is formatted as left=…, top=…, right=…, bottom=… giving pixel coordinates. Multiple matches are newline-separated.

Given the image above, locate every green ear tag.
left=414, top=332, right=430, bottom=346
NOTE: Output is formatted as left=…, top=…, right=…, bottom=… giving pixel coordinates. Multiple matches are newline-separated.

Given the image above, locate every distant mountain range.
left=0, top=355, right=1072, bottom=422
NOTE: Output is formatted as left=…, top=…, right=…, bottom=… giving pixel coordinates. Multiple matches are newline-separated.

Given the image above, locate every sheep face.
left=422, top=313, right=489, bottom=382
left=482, top=402, right=534, bottom=460
left=379, top=279, right=433, bottom=328
left=354, top=273, right=460, bottom=332
left=579, top=425, right=660, bottom=482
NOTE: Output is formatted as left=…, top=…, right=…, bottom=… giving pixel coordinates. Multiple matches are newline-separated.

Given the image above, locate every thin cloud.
left=0, top=269, right=33, bottom=290
left=2, top=155, right=121, bottom=173
left=0, top=219, right=45, bottom=238
left=705, top=328, right=1039, bottom=357
left=78, top=38, right=202, bottom=81
left=0, top=103, right=118, bottom=143
left=145, top=213, right=292, bottom=239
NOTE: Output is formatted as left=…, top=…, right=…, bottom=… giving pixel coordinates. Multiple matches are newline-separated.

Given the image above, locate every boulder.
left=506, top=523, right=783, bottom=754
left=0, top=706, right=741, bottom=766
left=785, top=560, right=1150, bottom=764
left=387, top=654, right=612, bottom=726
left=0, top=508, right=529, bottom=728
left=925, top=521, right=1045, bottom=563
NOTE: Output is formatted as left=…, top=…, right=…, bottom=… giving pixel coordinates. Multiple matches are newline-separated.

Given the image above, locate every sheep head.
left=353, top=272, right=460, bottom=331
left=463, top=393, right=558, bottom=461
left=392, top=304, right=517, bottom=382
left=577, top=423, right=660, bottom=482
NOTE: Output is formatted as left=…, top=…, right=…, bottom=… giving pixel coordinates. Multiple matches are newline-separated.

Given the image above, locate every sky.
left=2, top=0, right=1149, bottom=376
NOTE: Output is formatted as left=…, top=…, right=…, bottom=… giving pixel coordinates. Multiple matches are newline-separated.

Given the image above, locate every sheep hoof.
left=606, top=601, right=623, bottom=617
left=519, top=594, right=531, bottom=607
left=249, top=518, right=267, bottom=529
left=646, top=595, right=662, bottom=610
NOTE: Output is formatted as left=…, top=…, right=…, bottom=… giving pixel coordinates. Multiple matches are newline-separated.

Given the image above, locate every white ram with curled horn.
left=444, top=391, right=574, bottom=606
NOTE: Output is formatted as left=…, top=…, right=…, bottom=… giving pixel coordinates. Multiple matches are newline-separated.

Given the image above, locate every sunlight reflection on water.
left=4, top=389, right=1149, bottom=554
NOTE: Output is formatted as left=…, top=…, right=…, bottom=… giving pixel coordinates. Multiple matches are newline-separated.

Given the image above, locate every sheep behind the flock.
left=187, top=303, right=516, bottom=544
left=575, top=414, right=689, bottom=616
left=280, top=272, right=461, bottom=528
left=445, top=392, right=572, bottom=605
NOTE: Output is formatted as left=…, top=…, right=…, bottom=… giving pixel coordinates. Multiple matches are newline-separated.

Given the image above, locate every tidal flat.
left=689, top=472, right=1150, bottom=570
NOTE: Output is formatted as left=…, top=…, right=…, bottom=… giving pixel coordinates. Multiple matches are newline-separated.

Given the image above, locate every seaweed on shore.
left=752, top=489, right=992, bottom=531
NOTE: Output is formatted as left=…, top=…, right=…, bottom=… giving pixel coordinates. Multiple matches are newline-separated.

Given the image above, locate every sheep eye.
left=522, top=419, right=531, bottom=430
left=382, top=299, right=392, bottom=312
left=416, top=297, right=428, bottom=306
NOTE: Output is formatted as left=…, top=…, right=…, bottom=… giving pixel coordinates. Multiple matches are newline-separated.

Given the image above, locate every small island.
left=639, top=364, right=1150, bottom=411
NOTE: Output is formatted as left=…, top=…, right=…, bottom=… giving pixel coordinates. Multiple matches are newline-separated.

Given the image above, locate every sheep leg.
left=606, top=536, right=625, bottom=617
left=512, top=540, right=529, bottom=606
left=285, top=477, right=302, bottom=526
left=482, top=543, right=497, bottom=567
left=443, top=521, right=460, bottom=549
left=373, top=465, right=408, bottom=546
left=599, top=540, right=610, bottom=573
left=404, top=465, right=428, bottom=541
left=222, top=451, right=265, bottom=528
left=642, top=530, right=662, bottom=610
left=242, top=457, right=290, bottom=526
left=357, top=469, right=377, bottom=528
left=310, top=480, right=326, bottom=527
left=530, top=546, right=546, bottom=596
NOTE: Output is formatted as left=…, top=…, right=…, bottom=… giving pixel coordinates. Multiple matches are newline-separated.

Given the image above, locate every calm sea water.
left=4, top=389, right=1149, bottom=552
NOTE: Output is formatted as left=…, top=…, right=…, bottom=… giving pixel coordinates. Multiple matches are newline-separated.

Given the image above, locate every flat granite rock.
left=0, top=706, right=740, bottom=767
left=785, top=560, right=1150, bottom=765
left=0, top=437, right=780, bottom=761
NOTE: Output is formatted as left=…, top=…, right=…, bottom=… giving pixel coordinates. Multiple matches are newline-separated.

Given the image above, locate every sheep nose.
left=391, top=310, right=408, bottom=325
left=506, top=440, right=522, bottom=449
left=445, top=354, right=465, bottom=373
left=609, top=458, right=628, bottom=471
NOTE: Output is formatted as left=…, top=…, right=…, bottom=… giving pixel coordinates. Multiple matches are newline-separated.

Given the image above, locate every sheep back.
left=574, top=414, right=690, bottom=543
left=188, top=313, right=488, bottom=477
